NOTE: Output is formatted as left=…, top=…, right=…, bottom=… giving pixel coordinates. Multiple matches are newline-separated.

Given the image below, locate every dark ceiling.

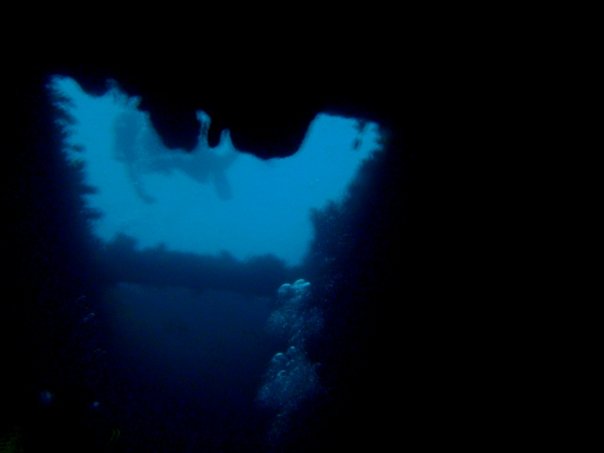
left=10, top=55, right=431, bottom=156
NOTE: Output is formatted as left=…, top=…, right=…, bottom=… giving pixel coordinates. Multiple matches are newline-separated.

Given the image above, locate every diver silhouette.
left=113, top=111, right=238, bottom=202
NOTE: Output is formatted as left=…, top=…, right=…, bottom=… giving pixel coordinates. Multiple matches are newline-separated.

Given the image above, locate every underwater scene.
left=2, top=68, right=413, bottom=452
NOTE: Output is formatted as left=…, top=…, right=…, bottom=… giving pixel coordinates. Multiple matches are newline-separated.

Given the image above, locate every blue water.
left=15, top=75, right=388, bottom=452
left=51, top=76, right=381, bottom=266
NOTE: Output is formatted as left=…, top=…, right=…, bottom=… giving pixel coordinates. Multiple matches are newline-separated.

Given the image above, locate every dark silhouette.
left=113, top=110, right=239, bottom=202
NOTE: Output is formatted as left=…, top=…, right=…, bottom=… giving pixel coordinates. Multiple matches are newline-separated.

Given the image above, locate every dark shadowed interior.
left=1, top=55, right=483, bottom=453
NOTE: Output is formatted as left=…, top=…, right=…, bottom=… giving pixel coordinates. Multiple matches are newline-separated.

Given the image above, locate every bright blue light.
left=52, top=76, right=382, bottom=266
